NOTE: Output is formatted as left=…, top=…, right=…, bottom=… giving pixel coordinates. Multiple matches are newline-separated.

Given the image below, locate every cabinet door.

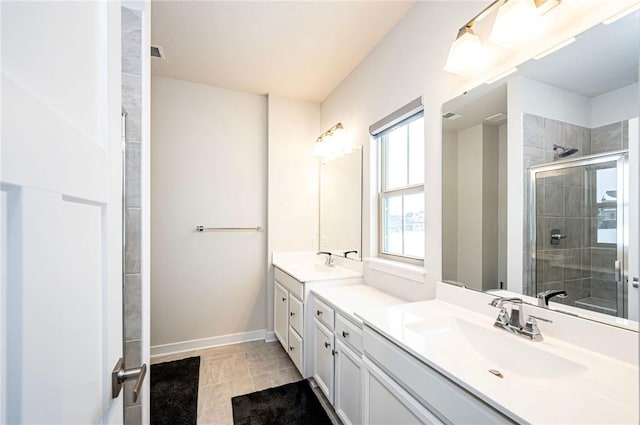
left=288, top=327, right=303, bottom=374
left=313, top=318, right=335, bottom=403
left=362, top=358, right=443, bottom=425
left=274, top=281, right=289, bottom=349
left=335, top=339, right=362, bottom=425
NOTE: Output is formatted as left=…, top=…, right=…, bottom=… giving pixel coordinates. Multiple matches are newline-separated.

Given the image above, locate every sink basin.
left=406, top=318, right=587, bottom=380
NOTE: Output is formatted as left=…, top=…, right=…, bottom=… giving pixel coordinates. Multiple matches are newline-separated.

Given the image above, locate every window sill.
left=364, top=257, right=426, bottom=283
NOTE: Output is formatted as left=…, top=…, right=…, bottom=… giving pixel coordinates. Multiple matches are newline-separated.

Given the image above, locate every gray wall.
left=122, top=6, right=143, bottom=424
left=523, top=112, right=629, bottom=316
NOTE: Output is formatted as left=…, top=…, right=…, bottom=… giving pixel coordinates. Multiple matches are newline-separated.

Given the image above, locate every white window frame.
left=376, top=110, right=425, bottom=265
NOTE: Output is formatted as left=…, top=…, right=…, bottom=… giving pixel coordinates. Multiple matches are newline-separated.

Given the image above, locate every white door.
left=1, top=2, right=124, bottom=424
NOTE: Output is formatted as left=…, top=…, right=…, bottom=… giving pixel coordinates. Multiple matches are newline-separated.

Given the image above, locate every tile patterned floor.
left=151, top=341, right=302, bottom=425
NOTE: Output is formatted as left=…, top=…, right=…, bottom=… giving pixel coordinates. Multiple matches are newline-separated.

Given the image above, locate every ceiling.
left=150, top=1, right=415, bottom=102
left=519, top=10, right=639, bottom=98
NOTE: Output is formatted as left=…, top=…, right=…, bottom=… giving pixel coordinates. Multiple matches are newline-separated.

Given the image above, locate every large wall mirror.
left=442, top=11, right=639, bottom=327
left=319, top=148, right=363, bottom=260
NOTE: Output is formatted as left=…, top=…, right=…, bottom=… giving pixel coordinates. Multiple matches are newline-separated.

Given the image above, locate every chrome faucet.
left=316, top=251, right=335, bottom=267
left=489, top=296, right=552, bottom=341
left=537, top=289, right=567, bottom=307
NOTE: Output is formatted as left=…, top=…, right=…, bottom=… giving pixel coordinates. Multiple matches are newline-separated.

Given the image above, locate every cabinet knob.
left=332, top=350, right=337, bottom=356
left=289, top=346, right=294, bottom=351
left=290, top=311, right=295, bottom=317
left=282, top=297, right=287, bottom=302
left=324, top=342, right=331, bottom=349
left=342, top=331, right=349, bottom=338
left=316, top=310, right=322, bottom=316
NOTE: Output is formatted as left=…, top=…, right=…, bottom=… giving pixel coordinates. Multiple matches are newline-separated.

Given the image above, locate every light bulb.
left=443, top=27, right=487, bottom=75
left=489, top=0, right=540, bottom=47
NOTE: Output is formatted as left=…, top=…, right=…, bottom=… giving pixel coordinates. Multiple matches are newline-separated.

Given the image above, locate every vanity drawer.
left=314, top=298, right=335, bottom=330
left=363, top=327, right=513, bottom=424
left=289, top=295, right=304, bottom=337
left=275, top=268, right=303, bottom=300
left=336, top=312, right=363, bottom=353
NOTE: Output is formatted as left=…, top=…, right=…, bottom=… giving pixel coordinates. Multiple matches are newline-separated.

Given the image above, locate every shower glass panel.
left=529, top=152, right=628, bottom=317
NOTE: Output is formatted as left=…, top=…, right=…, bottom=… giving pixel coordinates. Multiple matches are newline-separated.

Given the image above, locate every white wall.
left=442, top=129, right=458, bottom=281
left=320, top=1, right=484, bottom=301
left=267, top=95, right=320, bottom=331
left=319, top=1, right=634, bottom=300
left=457, top=124, right=484, bottom=290
left=591, top=83, right=639, bottom=128
left=151, top=76, right=268, bottom=349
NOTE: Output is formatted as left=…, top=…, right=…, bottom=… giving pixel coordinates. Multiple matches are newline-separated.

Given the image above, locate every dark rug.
left=150, top=356, right=200, bottom=425
left=232, top=380, right=332, bottom=425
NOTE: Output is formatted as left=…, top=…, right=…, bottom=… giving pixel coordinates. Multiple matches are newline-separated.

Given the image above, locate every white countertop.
left=358, top=299, right=639, bottom=424
left=272, top=251, right=363, bottom=282
left=311, top=284, right=406, bottom=323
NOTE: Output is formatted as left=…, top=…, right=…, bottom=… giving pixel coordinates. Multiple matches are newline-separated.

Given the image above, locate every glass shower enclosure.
left=529, top=151, right=628, bottom=317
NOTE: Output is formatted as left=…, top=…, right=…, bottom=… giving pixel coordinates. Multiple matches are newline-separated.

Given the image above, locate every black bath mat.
left=150, top=356, right=200, bottom=425
left=232, top=380, right=332, bottom=425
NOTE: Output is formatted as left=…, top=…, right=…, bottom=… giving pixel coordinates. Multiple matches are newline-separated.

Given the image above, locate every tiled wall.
left=122, top=6, right=143, bottom=425
left=522, top=113, right=628, bottom=316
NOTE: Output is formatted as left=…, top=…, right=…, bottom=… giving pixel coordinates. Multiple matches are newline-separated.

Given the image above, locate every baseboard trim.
left=264, top=331, right=276, bottom=343
left=151, top=329, right=269, bottom=358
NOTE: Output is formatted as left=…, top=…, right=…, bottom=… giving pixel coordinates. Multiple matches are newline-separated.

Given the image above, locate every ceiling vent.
left=150, top=45, right=164, bottom=59
left=442, top=112, right=462, bottom=120
left=484, top=112, right=507, bottom=123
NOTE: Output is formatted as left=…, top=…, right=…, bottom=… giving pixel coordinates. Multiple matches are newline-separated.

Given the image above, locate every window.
left=377, top=111, right=424, bottom=263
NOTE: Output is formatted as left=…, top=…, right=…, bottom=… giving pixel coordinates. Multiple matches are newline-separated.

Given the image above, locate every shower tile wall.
left=523, top=113, right=628, bottom=316
left=122, top=6, right=143, bottom=425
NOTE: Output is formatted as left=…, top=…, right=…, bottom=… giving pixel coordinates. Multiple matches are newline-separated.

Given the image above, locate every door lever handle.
left=112, top=357, right=147, bottom=402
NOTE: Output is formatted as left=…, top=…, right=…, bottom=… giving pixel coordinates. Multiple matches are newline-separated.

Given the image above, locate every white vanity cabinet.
left=311, top=295, right=365, bottom=425
left=274, top=268, right=305, bottom=374
left=363, top=357, right=442, bottom=425
left=363, top=325, right=513, bottom=425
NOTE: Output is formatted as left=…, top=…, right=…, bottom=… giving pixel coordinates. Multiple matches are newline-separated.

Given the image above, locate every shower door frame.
left=528, top=150, right=628, bottom=317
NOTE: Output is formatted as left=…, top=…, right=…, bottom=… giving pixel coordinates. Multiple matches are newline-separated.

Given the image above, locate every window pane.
left=383, top=195, right=403, bottom=255
left=403, top=192, right=424, bottom=258
left=408, top=117, right=424, bottom=185
left=385, top=126, right=408, bottom=190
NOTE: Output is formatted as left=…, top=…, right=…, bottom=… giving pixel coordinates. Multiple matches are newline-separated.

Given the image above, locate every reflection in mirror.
left=442, top=11, right=639, bottom=327
left=319, top=148, right=362, bottom=260
left=442, top=84, right=508, bottom=292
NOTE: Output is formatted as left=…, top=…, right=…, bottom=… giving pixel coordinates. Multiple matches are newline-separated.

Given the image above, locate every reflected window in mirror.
left=377, top=111, right=425, bottom=264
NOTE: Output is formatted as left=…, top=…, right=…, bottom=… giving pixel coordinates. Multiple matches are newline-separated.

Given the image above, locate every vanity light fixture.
left=533, top=37, right=576, bottom=60
left=444, top=0, right=561, bottom=75
left=313, top=123, right=352, bottom=162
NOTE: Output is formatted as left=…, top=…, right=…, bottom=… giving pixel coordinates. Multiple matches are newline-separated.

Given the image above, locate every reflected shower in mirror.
left=441, top=10, right=639, bottom=327
left=319, top=148, right=363, bottom=260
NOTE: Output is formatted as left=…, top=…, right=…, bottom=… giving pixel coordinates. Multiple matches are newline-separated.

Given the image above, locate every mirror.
left=442, top=11, right=639, bottom=327
left=319, top=148, right=363, bottom=260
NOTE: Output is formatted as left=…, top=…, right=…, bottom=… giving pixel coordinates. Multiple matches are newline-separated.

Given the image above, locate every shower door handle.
left=550, top=229, right=566, bottom=245
left=614, top=260, right=621, bottom=283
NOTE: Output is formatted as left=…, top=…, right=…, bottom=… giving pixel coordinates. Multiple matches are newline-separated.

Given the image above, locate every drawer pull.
left=290, top=311, right=295, bottom=317
left=282, top=297, right=287, bottom=302
left=342, top=331, right=349, bottom=338
left=324, top=342, right=331, bottom=349
left=289, top=346, right=294, bottom=351
left=332, top=349, right=337, bottom=356
left=316, top=310, right=323, bottom=316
